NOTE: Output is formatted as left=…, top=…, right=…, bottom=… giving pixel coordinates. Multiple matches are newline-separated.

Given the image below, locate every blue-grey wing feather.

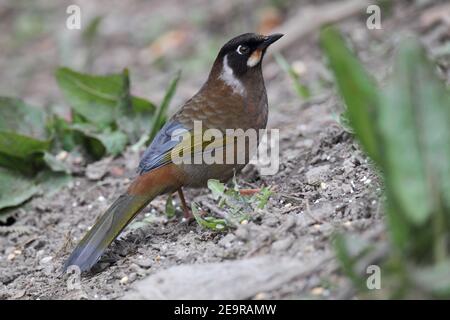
left=138, top=120, right=188, bottom=174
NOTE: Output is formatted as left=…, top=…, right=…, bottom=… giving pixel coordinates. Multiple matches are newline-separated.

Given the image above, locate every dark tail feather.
left=63, top=193, right=153, bottom=272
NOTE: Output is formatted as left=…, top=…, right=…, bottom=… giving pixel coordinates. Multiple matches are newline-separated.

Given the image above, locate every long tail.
left=63, top=165, right=183, bottom=272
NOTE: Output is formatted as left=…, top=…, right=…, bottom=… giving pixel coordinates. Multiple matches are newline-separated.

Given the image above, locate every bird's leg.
left=239, top=188, right=261, bottom=196
left=177, top=188, right=193, bottom=220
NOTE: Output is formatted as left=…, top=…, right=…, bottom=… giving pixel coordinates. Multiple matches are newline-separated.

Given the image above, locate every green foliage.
left=191, top=179, right=272, bottom=231
left=0, top=66, right=179, bottom=218
left=0, top=167, right=40, bottom=212
left=148, top=71, right=181, bottom=143
left=191, top=202, right=228, bottom=231
left=0, top=97, right=72, bottom=216
left=320, top=28, right=380, bottom=164
left=165, top=193, right=176, bottom=219
left=321, top=27, right=450, bottom=298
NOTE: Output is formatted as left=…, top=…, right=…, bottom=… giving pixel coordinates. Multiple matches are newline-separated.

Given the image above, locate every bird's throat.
left=219, top=55, right=246, bottom=96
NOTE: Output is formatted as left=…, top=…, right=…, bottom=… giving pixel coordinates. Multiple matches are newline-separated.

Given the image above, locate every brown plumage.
left=64, top=33, right=283, bottom=272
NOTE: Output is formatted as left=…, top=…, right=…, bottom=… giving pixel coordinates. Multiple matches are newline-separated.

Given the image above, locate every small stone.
left=311, top=287, right=325, bottom=296
left=235, top=226, right=249, bottom=241
left=136, top=259, right=153, bottom=269
left=305, top=165, right=330, bottom=185
left=128, top=273, right=137, bottom=282
left=254, top=292, right=268, bottom=300
left=7, top=253, right=15, bottom=261
left=271, top=236, right=295, bottom=252
left=40, top=256, right=53, bottom=264
left=119, top=276, right=129, bottom=284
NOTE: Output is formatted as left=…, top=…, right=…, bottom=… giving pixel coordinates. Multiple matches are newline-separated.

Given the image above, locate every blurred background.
left=1, top=0, right=450, bottom=300
left=0, top=0, right=448, bottom=115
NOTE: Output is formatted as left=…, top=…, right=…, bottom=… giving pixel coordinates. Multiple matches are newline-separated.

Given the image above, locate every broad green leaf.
left=55, top=67, right=155, bottom=127
left=378, top=41, right=435, bottom=226
left=320, top=27, right=380, bottom=164
left=35, top=170, right=72, bottom=196
left=148, top=71, right=181, bottom=143
left=0, top=153, right=32, bottom=174
left=71, top=123, right=128, bottom=158
left=399, top=41, right=450, bottom=215
left=47, top=115, right=78, bottom=151
left=0, top=131, right=50, bottom=159
left=412, top=259, right=450, bottom=297
left=0, top=97, right=47, bottom=139
left=0, top=167, right=39, bottom=211
left=0, top=97, right=50, bottom=160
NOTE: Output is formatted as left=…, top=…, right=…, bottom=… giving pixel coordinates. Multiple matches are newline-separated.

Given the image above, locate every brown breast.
left=173, top=69, right=268, bottom=132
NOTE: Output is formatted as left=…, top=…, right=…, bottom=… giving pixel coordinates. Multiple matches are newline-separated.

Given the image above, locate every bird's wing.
left=138, top=120, right=188, bottom=174
left=138, top=119, right=236, bottom=175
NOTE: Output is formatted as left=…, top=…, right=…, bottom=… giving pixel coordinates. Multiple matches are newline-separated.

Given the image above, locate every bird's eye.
left=236, top=45, right=249, bottom=55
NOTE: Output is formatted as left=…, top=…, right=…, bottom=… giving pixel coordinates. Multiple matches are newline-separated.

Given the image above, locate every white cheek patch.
left=219, top=54, right=246, bottom=96
left=247, top=50, right=262, bottom=67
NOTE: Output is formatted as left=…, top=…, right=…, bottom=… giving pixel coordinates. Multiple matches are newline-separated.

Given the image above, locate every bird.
left=63, top=32, right=283, bottom=272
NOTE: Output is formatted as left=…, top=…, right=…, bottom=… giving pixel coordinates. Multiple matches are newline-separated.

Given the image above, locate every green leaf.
left=207, top=179, right=226, bottom=200
left=55, top=67, right=155, bottom=128
left=253, top=187, right=272, bottom=209
left=0, top=131, right=50, bottom=159
left=165, top=193, right=176, bottom=218
left=191, top=202, right=228, bottom=231
left=0, top=97, right=47, bottom=139
left=71, top=123, right=128, bottom=159
left=148, top=71, right=181, bottom=143
left=0, top=97, right=50, bottom=160
left=0, top=167, right=39, bottom=211
left=320, top=27, right=380, bottom=164
left=116, top=69, right=157, bottom=143
left=42, top=152, right=70, bottom=173
left=35, top=170, right=72, bottom=196
left=412, top=259, right=450, bottom=297
left=47, top=115, right=78, bottom=151
left=378, top=40, right=449, bottom=226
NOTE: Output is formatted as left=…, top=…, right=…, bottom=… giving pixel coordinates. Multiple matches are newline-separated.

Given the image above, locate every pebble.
left=271, top=236, right=295, bottom=252
left=128, top=273, right=137, bottom=283
left=136, top=258, right=153, bottom=269
left=119, top=276, right=129, bottom=284
left=311, top=287, right=325, bottom=296
left=40, top=256, right=53, bottom=264
left=254, top=292, right=268, bottom=300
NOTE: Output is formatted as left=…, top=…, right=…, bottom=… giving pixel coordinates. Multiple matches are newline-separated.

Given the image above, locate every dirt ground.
left=0, top=0, right=448, bottom=299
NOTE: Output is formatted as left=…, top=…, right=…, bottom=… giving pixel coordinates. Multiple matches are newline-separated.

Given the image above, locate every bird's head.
left=215, top=33, right=283, bottom=78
